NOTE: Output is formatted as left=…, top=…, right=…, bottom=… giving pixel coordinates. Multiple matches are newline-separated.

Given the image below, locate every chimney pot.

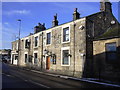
left=73, top=8, right=80, bottom=20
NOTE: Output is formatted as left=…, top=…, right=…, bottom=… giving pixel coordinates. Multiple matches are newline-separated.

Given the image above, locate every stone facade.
left=11, top=0, right=120, bottom=79
left=17, top=18, right=86, bottom=78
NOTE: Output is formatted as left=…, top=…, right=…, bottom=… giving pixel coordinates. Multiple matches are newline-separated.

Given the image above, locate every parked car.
left=2, top=58, right=7, bottom=63
left=2, top=57, right=10, bottom=63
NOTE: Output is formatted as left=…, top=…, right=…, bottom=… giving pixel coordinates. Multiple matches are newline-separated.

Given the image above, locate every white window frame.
left=24, top=37, right=29, bottom=49
left=34, top=35, right=39, bottom=48
left=24, top=52, right=28, bottom=63
left=16, top=42, right=18, bottom=50
left=61, top=47, right=70, bottom=66
left=45, top=30, right=52, bottom=46
left=33, top=51, right=38, bottom=64
left=14, top=54, right=18, bottom=60
left=61, top=25, right=70, bottom=44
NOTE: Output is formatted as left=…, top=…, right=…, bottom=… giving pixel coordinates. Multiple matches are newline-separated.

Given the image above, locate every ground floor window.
left=28, top=55, right=32, bottom=63
left=15, top=55, right=18, bottom=60
left=106, top=42, right=117, bottom=63
left=61, top=47, right=70, bottom=66
left=52, top=55, right=56, bottom=64
left=34, top=53, right=38, bottom=64
left=25, top=54, right=27, bottom=63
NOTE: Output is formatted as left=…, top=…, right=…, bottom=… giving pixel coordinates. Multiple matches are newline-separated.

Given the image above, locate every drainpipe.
left=87, top=18, right=94, bottom=77
left=40, top=32, right=44, bottom=71
left=73, top=21, right=76, bottom=76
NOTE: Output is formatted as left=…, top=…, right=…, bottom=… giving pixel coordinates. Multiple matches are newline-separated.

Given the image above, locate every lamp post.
left=17, top=19, right=21, bottom=66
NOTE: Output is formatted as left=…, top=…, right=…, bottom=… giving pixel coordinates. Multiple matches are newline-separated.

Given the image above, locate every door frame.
left=46, top=56, right=50, bottom=70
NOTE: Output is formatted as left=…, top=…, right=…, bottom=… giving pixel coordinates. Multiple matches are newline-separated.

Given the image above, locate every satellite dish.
left=111, top=20, right=116, bottom=25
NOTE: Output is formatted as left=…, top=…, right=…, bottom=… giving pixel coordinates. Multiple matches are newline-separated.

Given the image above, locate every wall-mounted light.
left=43, top=49, right=56, bottom=58
left=44, top=49, right=48, bottom=55
left=42, top=55, right=45, bottom=58
left=80, top=53, right=85, bottom=57
left=79, top=25, right=85, bottom=30
left=48, top=52, right=52, bottom=57
left=67, top=54, right=72, bottom=57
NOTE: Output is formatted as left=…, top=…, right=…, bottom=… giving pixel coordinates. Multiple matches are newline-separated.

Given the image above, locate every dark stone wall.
left=93, top=38, right=120, bottom=82
left=84, top=9, right=120, bottom=78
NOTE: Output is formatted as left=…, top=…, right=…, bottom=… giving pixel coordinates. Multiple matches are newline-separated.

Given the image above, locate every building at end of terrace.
left=11, top=0, right=120, bottom=82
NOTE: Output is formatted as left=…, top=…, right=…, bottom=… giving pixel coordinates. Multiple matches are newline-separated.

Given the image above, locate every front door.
left=46, top=56, right=50, bottom=70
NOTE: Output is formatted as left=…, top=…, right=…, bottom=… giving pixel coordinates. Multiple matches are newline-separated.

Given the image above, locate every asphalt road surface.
left=2, top=62, right=116, bottom=89
left=2, top=62, right=44, bottom=89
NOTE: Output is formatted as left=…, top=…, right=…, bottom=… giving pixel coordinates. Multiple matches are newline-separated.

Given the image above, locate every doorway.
left=46, top=56, right=50, bottom=70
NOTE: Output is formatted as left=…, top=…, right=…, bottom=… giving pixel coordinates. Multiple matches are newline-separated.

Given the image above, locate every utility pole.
left=17, top=19, right=21, bottom=66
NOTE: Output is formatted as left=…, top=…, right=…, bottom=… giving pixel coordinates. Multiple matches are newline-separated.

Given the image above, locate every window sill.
left=62, top=41, right=70, bottom=44
left=34, top=46, right=39, bottom=49
left=61, top=64, right=70, bottom=66
left=45, top=44, right=51, bottom=46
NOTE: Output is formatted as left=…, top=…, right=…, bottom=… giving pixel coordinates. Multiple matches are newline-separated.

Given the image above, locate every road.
left=2, top=62, right=44, bottom=89
left=2, top=62, right=116, bottom=89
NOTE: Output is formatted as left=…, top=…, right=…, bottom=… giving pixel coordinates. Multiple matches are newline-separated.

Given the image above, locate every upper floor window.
left=16, top=43, right=18, bottom=50
left=25, top=39, right=30, bottom=48
left=12, top=44, right=14, bottom=50
left=106, top=42, right=117, bottom=62
left=63, top=27, right=69, bottom=42
left=46, top=32, right=51, bottom=45
left=35, top=36, right=38, bottom=47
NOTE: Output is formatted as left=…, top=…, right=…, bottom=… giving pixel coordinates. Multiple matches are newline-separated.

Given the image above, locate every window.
left=34, top=53, right=38, bottom=64
left=16, top=43, right=18, bottom=50
left=46, top=32, right=51, bottom=44
left=28, top=55, right=32, bottom=63
left=52, top=55, right=56, bottom=64
left=35, top=36, right=38, bottom=47
left=106, top=43, right=117, bottom=62
left=25, top=54, right=27, bottom=63
left=25, top=39, right=29, bottom=48
left=15, top=55, right=18, bottom=60
left=62, top=50, right=69, bottom=65
left=63, top=27, right=69, bottom=42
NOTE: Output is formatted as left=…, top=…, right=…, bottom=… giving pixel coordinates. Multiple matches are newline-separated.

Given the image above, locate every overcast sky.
left=1, top=1, right=119, bottom=49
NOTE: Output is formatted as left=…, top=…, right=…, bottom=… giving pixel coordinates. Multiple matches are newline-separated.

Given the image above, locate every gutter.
left=30, top=69, right=120, bottom=88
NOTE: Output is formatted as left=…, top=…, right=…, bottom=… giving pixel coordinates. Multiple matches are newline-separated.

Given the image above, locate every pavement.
left=8, top=64, right=120, bottom=88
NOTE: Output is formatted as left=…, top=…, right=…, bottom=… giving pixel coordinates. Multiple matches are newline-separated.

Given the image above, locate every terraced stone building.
left=11, top=0, right=120, bottom=81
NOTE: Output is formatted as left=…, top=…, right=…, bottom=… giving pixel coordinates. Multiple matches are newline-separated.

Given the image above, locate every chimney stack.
left=100, top=0, right=112, bottom=13
left=34, top=23, right=46, bottom=34
left=52, top=13, right=58, bottom=27
left=73, top=8, right=80, bottom=21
